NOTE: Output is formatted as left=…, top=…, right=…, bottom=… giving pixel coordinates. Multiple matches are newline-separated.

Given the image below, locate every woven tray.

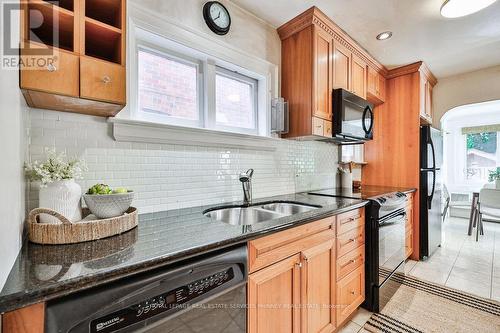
left=28, top=207, right=138, bottom=245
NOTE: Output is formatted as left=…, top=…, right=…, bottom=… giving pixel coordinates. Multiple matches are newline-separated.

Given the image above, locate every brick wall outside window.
left=138, top=50, right=198, bottom=120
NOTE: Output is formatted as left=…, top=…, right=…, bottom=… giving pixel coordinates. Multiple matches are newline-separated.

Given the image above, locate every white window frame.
left=126, top=19, right=272, bottom=137
left=214, top=66, right=259, bottom=135
left=136, top=44, right=204, bottom=128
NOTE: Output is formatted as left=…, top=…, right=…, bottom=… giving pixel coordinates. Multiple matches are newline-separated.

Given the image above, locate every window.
left=138, top=49, right=199, bottom=122
left=134, top=35, right=263, bottom=136
left=465, top=132, right=498, bottom=181
left=215, top=68, right=257, bottom=131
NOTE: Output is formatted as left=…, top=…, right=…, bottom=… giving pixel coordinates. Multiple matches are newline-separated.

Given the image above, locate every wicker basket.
left=28, top=207, right=138, bottom=245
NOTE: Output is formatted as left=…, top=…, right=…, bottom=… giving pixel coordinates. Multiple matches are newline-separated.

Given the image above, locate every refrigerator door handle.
left=429, top=135, right=436, bottom=170
left=428, top=169, right=436, bottom=209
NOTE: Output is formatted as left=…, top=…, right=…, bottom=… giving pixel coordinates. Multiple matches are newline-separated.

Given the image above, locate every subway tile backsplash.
left=28, top=109, right=338, bottom=213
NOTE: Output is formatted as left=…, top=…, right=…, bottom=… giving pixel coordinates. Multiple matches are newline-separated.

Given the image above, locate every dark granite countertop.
left=308, top=185, right=417, bottom=200
left=0, top=192, right=368, bottom=313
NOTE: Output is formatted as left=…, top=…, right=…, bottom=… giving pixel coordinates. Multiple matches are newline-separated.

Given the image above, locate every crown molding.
left=277, top=6, right=388, bottom=75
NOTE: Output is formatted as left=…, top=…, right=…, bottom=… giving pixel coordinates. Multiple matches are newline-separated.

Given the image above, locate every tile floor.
left=338, top=216, right=500, bottom=332
left=408, top=216, right=500, bottom=300
left=338, top=216, right=500, bottom=333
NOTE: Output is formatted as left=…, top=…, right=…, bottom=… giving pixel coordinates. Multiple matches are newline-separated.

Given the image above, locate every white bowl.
left=83, top=191, right=134, bottom=219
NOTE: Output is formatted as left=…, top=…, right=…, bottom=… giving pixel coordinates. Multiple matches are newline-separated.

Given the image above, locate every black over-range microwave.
left=332, top=88, right=374, bottom=143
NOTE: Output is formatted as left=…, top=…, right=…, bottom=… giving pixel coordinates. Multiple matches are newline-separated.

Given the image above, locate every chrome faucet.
left=239, top=169, right=254, bottom=205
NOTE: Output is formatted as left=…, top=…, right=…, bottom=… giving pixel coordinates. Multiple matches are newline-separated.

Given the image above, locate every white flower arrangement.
left=25, top=148, right=87, bottom=187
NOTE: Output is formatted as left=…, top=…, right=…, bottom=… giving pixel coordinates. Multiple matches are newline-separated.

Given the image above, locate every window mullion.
left=205, top=60, right=217, bottom=130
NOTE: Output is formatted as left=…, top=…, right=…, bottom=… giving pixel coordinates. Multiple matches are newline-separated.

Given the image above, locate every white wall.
left=433, top=65, right=500, bottom=128
left=0, top=0, right=28, bottom=290
left=130, top=0, right=281, bottom=66
left=25, top=1, right=338, bottom=212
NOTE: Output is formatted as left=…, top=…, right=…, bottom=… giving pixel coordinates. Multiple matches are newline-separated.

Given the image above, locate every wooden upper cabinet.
left=278, top=6, right=386, bottom=139
left=248, top=254, right=302, bottom=333
left=313, top=27, right=333, bottom=121
left=418, top=65, right=436, bottom=124
left=367, top=66, right=385, bottom=104
left=332, top=42, right=351, bottom=92
left=351, top=54, right=367, bottom=99
left=19, top=0, right=126, bottom=117
left=301, top=239, right=336, bottom=333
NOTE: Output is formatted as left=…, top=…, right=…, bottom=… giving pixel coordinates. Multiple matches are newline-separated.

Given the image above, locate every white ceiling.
left=231, top=0, right=500, bottom=78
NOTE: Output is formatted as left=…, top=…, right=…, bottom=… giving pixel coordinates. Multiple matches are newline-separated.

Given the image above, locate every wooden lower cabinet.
left=302, top=239, right=336, bottom=333
left=336, top=266, right=365, bottom=324
left=248, top=209, right=365, bottom=333
left=248, top=254, right=302, bottom=333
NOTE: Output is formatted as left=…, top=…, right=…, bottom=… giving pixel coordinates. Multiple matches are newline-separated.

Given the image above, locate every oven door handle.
left=379, top=210, right=406, bottom=225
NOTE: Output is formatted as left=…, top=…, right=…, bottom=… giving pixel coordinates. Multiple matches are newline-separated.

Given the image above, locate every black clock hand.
left=215, top=11, right=221, bottom=20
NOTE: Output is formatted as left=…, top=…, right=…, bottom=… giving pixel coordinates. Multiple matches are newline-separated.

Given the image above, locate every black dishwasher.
left=45, top=245, right=247, bottom=333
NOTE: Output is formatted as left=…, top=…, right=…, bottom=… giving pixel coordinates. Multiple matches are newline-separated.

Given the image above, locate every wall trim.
left=109, top=118, right=280, bottom=151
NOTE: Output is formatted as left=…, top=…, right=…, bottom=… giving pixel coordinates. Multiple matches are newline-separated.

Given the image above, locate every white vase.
left=39, top=179, right=82, bottom=223
left=496, top=179, right=500, bottom=190
left=341, top=173, right=353, bottom=188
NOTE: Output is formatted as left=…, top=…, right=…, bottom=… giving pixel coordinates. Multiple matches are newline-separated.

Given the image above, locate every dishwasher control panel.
left=90, top=267, right=235, bottom=333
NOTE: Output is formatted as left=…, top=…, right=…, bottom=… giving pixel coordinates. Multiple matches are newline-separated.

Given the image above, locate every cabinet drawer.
left=20, top=43, right=79, bottom=97
left=248, top=217, right=335, bottom=273
left=337, top=209, right=364, bottom=235
left=337, top=226, right=364, bottom=258
left=324, top=120, right=332, bottom=137
left=312, top=117, right=324, bottom=136
left=337, top=245, right=364, bottom=281
left=80, top=57, right=126, bottom=104
left=337, top=265, right=365, bottom=325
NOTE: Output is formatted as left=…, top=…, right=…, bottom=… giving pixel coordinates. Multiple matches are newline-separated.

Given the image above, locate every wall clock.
left=203, top=1, right=231, bottom=35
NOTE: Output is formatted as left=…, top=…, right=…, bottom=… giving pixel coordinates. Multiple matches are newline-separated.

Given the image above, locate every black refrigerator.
left=420, top=125, right=443, bottom=259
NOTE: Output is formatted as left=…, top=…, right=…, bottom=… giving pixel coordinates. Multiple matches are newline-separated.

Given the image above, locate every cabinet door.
left=419, top=75, right=427, bottom=120
left=80, top=56, right=126, bottom=104
left=248, top=254, right=302, bottom=333
left=313, top=28, right=333, bottom=120
left=301, top=239, right=336, bottom=333
left=367, top=66, right=379, bottom=98
left=425, top=81, right=433, bottom=121
left=336, top=265, right=365, bottom=325
left=333, top=42, right=351, bottom=91
left=351, top=54, right=367, bottom=99
left=20, top=43, right=79, bottom=97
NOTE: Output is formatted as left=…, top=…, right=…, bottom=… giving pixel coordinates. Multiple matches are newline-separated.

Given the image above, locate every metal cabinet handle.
left=296, top=262, right=303, bottom=268
left=47, top=64, right=57, bottom=72
left=102, top=75, right=112, bottom=84
left=350, top=290, right=356, bottom=295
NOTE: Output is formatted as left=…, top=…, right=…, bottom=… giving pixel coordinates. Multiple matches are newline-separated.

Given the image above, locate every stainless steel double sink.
left=204, top=202, right=321, bottom=225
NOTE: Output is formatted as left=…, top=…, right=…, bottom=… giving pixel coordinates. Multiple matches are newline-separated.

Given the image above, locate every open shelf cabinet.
left=19, top=0, right=126, bottom=117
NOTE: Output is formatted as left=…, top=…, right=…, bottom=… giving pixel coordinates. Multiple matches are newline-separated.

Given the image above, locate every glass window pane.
left=138, top=50, right=198, bottom=121
left=465, top=132, right=498, bottom=181
left=216, top=74, right=255, bottom=129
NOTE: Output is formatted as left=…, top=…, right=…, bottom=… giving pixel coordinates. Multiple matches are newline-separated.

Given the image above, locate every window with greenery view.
left=465, top=132, right=498, bottom=181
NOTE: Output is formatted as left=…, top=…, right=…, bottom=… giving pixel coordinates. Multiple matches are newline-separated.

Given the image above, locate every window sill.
left=109, top=118, right=279, bottom=151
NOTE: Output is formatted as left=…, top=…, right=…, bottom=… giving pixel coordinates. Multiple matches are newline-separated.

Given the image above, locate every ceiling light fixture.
left=376, top=31, right=392, bottom=40
left=440, top=0, right=498, bottom=18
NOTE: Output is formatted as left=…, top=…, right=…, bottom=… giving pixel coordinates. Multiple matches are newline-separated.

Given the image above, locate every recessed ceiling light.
left=376, top=31, right=392, bottom=41
left=440, top=0, right=498, bottom=18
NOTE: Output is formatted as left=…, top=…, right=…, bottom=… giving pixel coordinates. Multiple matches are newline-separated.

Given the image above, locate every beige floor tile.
left=409, top=263, right=452, bottom=284
left=445, top=274, right=491, bottom=298
left=337, top=321, right=362, bottom=333
left=448, top=266, right=492, bottom=284
left=350, top=308, right=373, bottom=326
left=453, top=255, right=493, bottom=272
left=403, top=259, right=418, bottom=274
left=491, top=278, right=500, bottom=301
